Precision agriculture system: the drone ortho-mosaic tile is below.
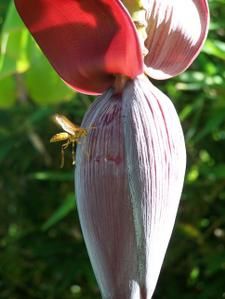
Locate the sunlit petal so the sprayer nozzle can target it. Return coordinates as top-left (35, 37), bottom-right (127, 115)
top-left (144, 0), bottom-right (209, 79)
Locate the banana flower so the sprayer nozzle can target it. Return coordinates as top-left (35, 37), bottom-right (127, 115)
top-left (15, 0), bottom-right (209, 298)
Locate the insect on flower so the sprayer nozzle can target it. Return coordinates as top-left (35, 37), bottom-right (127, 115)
top-left (15, 0), bottom-right (209, 297)
top-left (50, 114), bottom-right (88, 168)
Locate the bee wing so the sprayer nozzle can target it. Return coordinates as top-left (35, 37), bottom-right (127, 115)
top-left (50, 132), bottom-right (70, 143)
top-left (54, 114), bottom-right (80, 135)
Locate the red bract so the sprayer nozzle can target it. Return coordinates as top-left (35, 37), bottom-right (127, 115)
top-left (14, 0), bottom-right (209, 298)
top-left (14, 0), bottom-right (143, 95)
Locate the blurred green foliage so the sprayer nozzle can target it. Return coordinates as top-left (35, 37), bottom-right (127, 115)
top-left (0, 1), bottom-right (225, 298)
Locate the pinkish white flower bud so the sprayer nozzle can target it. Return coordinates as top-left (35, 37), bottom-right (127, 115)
top-left (75, 75), bottom-right (186, 299)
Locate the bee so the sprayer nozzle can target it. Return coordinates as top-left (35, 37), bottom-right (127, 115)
top-left (50, 114), bottom-right (88, 168)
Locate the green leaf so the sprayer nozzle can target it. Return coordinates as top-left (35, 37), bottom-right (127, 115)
top-left (194, 108), bottom-right (225, 142)
top-left (0, 2), bottom-right (29, 78)
top-left (0, 138), bottom-right (15, 162)
top-left (0, 29), bottom-right (30, 78)
top-left (42, 194), bottom-right (76, 231)
top-left (1, 1), bottom-right (24, 33)
top-left (24, 39), bottom-right (74, 105)
top-left (203, 39), bottom-right (225, 60)
top-left (0, 0), bottom-right (10, 31)
top-left (208, 164), bottom-right (225, 180)
top-left (0, 76), bottom-right (16, 108)
top-left (28, 171), bottom-right (73, 181)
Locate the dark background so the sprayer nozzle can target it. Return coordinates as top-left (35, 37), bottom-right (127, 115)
top-left (1, 1), bottom-right (225, 298)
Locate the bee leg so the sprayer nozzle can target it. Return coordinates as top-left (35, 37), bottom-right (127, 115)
top-left (72, 138), bottom-right (83, 165)
top-left (60, 140), bottom-right (70, 168)
top-left (72, 141), bottom-right (76, 165)
top-left (60, 145), bottom-right (65, 168)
